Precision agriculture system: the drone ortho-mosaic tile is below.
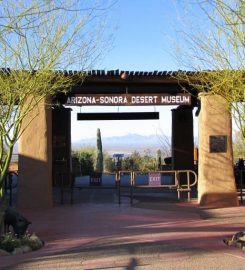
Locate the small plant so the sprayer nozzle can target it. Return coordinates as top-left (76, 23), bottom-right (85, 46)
top-left (21, 232), bottom-right (44, 251)
top-left (0, 232), bottom-right (21, 252)
top-left (0, 231), bottom-right (44, 253)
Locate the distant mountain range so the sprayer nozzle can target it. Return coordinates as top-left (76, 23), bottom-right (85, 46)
top-left (12, 133), bottom-right (170, 157)
top-left (72, 133), bottom-right (166, 155)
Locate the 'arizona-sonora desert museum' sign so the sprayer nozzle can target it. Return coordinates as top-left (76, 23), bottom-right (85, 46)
top-left (65, 93), bottom-right (191, 106)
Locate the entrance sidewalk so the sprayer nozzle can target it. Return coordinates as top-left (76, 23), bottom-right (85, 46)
top-left (1, 192), bottom-right (245, 269)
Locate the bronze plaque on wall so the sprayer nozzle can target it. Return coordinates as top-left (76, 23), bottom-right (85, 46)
top-left (210, 135), bottom-right (227, 153)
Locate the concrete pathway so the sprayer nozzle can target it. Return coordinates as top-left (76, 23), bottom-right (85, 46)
top-left (1, 189), bottom-right (245, 269)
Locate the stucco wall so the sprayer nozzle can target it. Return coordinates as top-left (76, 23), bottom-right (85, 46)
top-left (18, 99), bottom-right (52, 209)
top-left (198, 93), bottom-right (238, 207)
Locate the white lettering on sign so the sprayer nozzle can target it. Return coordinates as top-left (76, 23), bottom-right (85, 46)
top-left (161, 95), bottom-right (190, 104)
top-left (66, 96), bottom-right (97, 104)
top-left (65, 94), bottom-right (191, 106)
top-left (149, 172), bottom-right (161, 186)
top-left (131, 96), bottom-right (158, 104)
top-left (100, 96), bottom-right (128, 104)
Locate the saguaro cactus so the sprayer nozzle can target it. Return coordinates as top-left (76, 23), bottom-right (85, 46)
top-left (95, 128), bottom-right (103, 173)
top-left (156, 149), bottom-right (162, 170)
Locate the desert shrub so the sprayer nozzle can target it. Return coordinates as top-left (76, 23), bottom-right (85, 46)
top-left (21, 233), bottom-right (43, 251)
top-left (72, 146), bottom-right (96, 175)
top-left (0, 232), bottom-right (21, 252)
top-left (0, 232), bottom-right (44, 252)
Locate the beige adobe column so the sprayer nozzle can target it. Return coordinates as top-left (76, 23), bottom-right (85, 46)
top-left (198, 93), bottom-right (238, 207)
top-left (18, 99), bottom-right (52, 209)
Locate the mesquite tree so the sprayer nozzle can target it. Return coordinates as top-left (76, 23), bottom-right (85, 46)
top-left (95, 128), bottom-right (103, 173)
top-left (0, 0), bottom-right (111, 196)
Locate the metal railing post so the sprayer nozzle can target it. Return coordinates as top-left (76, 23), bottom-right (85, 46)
top-left (130, 171), bottom-right (134, 205)
top-left (176, 171), bottom-right (180, 201)
top-left (118, 172), bottom-right (121, 205)
top-left (187, 171), bottom-right (190, 202)
top-left (9, 173), bottom-right (13, 206)
top-left (240, 170), bottom-right (243, 204)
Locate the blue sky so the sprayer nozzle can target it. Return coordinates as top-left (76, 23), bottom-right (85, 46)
top-left (70, 0), bottom-right (199, 142)
top-left (98, 0), bottom-right (180, 71)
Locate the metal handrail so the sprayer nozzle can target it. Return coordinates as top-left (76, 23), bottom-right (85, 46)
top-left (236, 169), bottom-right (245, 204)
top-left (117, 170), bottom-right (136, 184)
top-left (117, 171), bottom-right (135, 204)
top-left (176, 170), bottom-right (198, 187)
top-left (117, 169), bottom-right (198, 204)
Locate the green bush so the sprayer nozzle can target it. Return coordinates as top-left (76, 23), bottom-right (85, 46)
top-left (0, 232), bottom-right (44, 253)
top-left (72, 146), bottom-right (96, 175)
top-left (0, 232), bottom-right (21, 252)
top-left (122, 150), bottom-right (155, 173)
top-left (104, 152), bottom-right (117, 173)
top-left (21, 233), bottom-right (43, 251)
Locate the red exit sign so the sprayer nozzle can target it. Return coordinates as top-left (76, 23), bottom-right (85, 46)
top-left (149, 172), bottom-right (161, 186)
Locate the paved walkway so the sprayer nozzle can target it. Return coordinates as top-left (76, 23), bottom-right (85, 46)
top-left (1, 189), bottom-right (245, 269)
